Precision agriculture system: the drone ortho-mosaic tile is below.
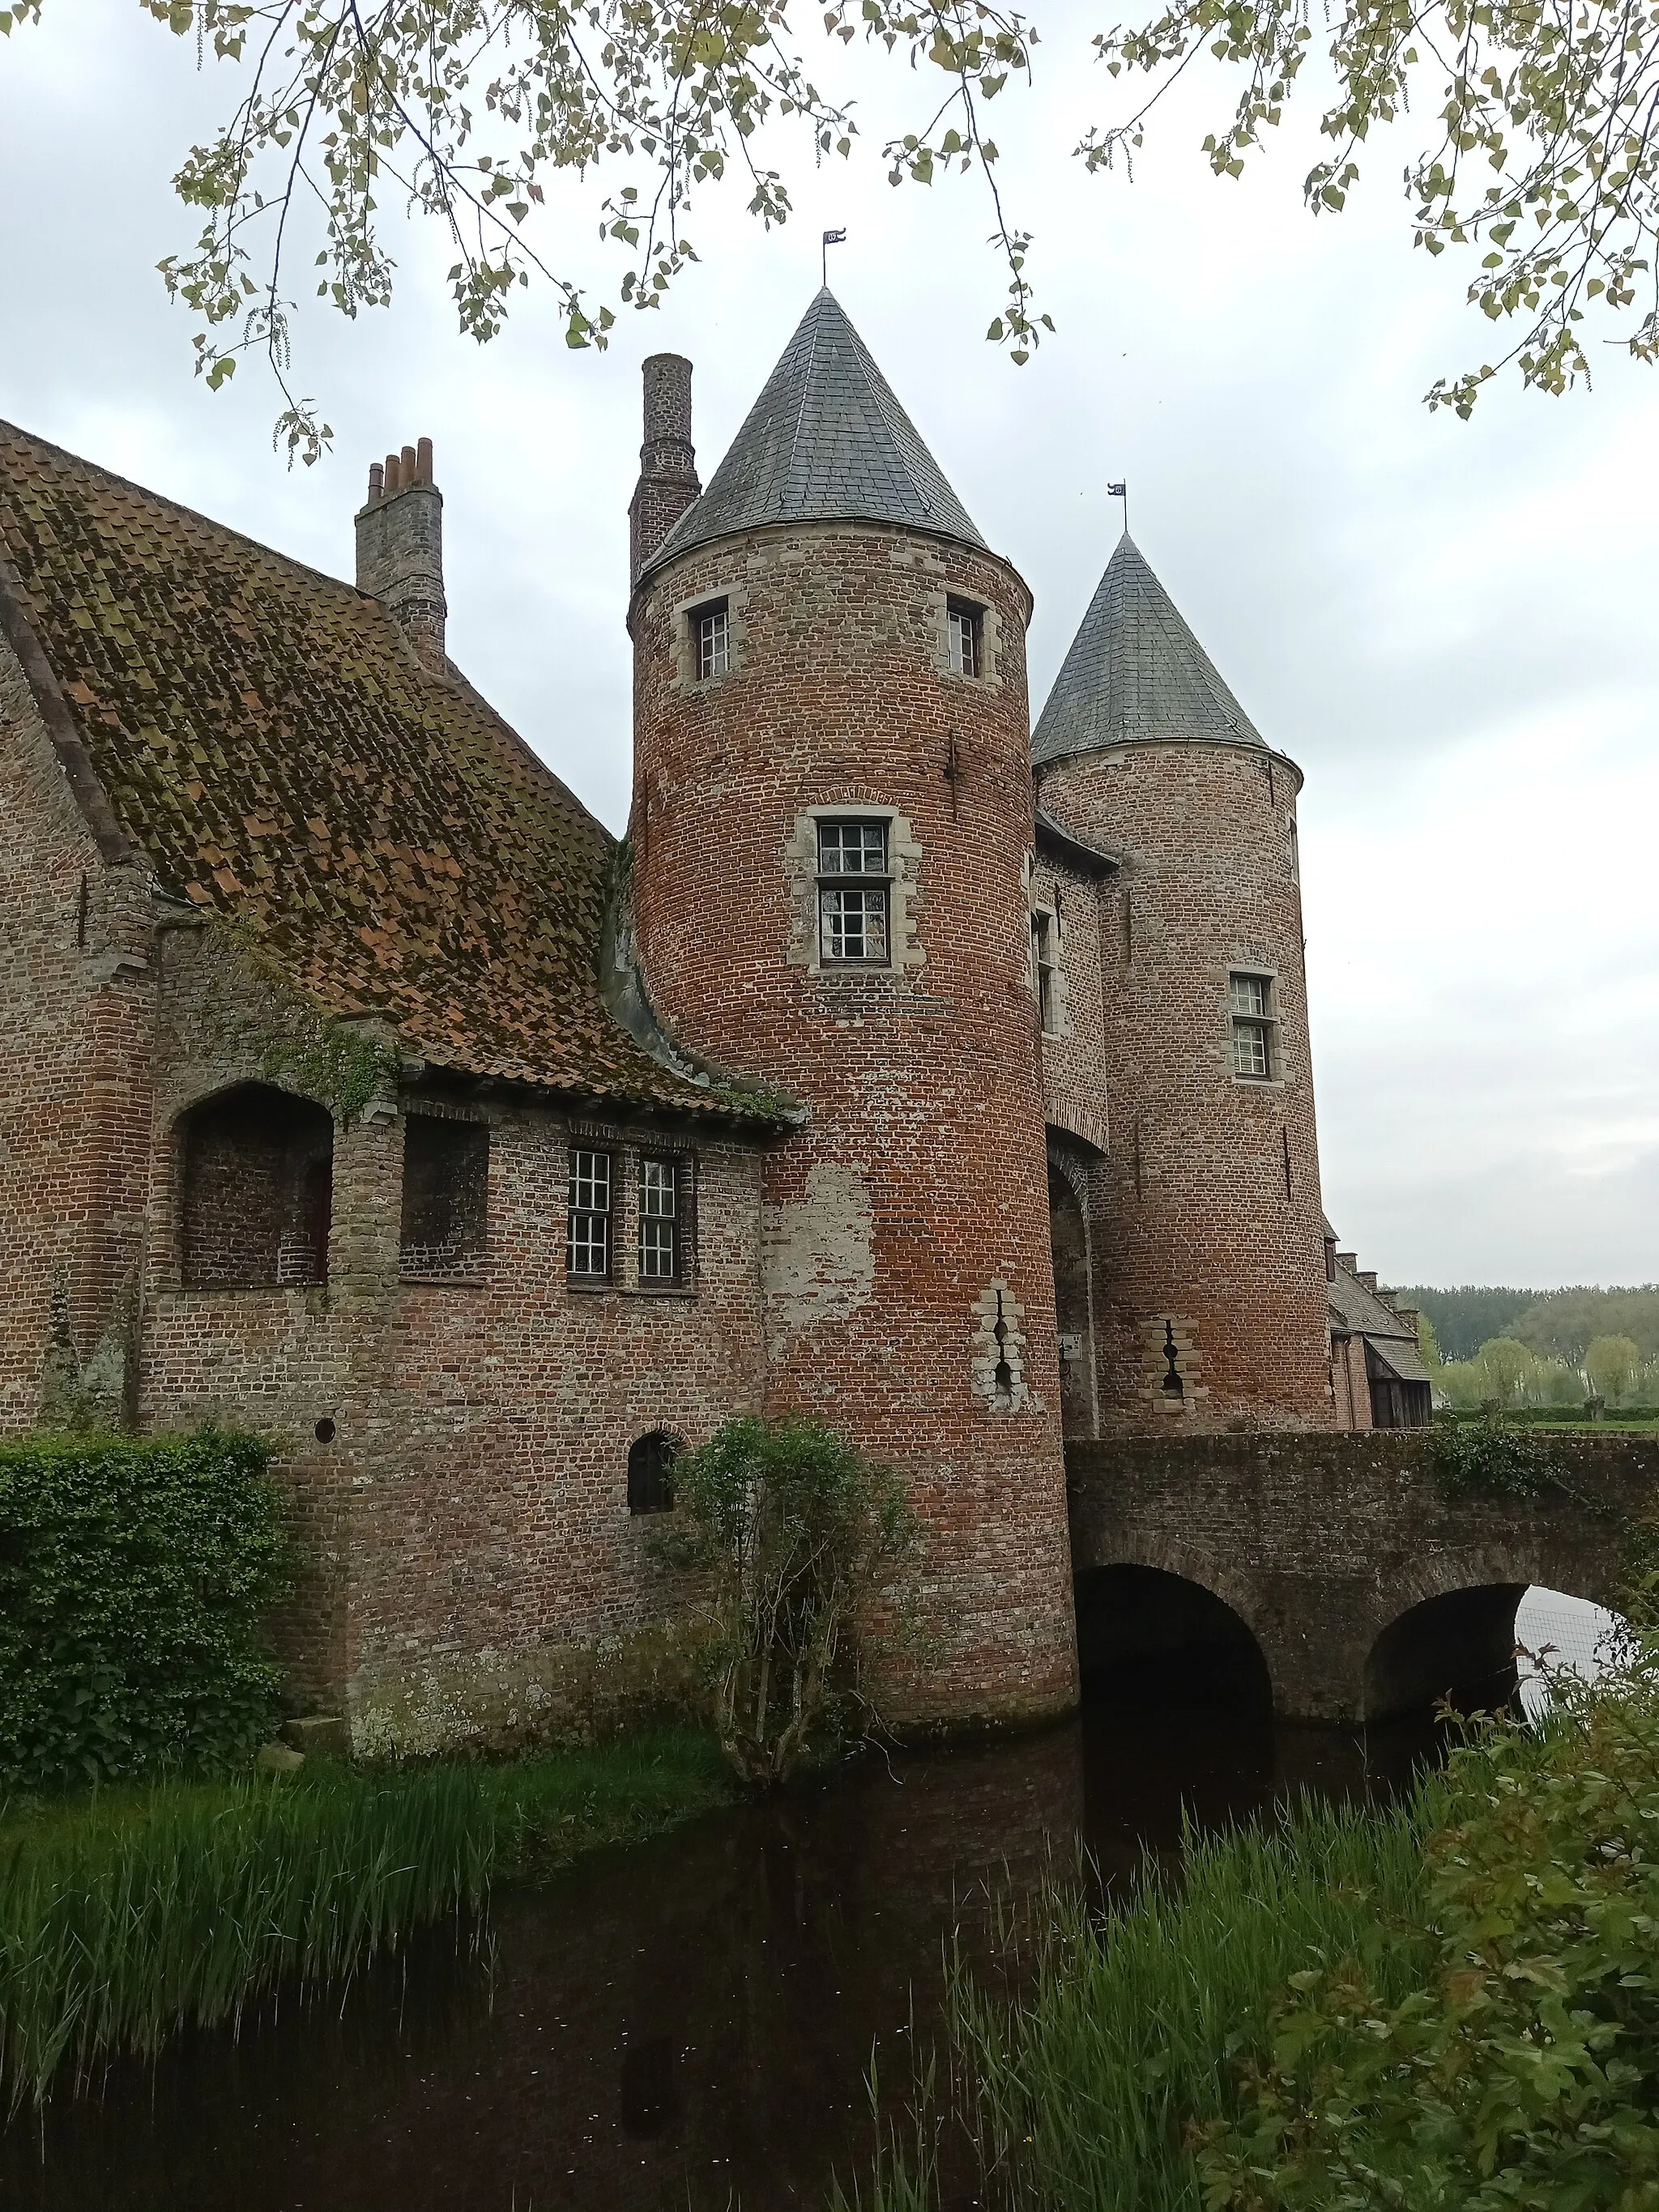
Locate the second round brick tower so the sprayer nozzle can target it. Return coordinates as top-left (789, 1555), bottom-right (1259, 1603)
top-left (626, 292), bottom-right (1078, 1728)
top-left (1034, 535), bottom-right (1336, 1431)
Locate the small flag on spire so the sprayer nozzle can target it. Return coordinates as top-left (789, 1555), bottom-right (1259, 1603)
top-left (1107, 480), bottom-right (1128, 534)
top-left (821, 228), bottom-right (847, 285)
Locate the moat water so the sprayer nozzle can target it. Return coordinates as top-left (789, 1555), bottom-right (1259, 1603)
top-left (1, 1680), bottom-right (1451, 2212)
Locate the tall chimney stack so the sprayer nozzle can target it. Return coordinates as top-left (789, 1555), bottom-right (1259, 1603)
top-left (629, 355), bottom-right (701, 582)
top-left (355, 435), bottom-right (446, 670)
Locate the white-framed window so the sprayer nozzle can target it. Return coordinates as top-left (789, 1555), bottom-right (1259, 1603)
top-left (693, 599), bottom-right (730, 680)
top-left (638, 1156), bottom-right (680, 1283)
top-left (817, 818), bottom-right (891, 965)
top-left (566, 1147), bottom-right (612, 1278)
top-left (1229, 972), bottom-right (1276, 1080)
top-left (947, 597), bottom-right (983, 678)
top-left (1032, 909), bottom-right (1059, 1035)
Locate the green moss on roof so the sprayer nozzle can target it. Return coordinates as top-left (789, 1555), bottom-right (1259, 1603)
top-left (0, 420), bottom-right (753, 1119)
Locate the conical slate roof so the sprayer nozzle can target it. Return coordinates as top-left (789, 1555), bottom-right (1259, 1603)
top-left (647, 288), bottom-right (987, 570)
top-left (1031, 534), bottom-right (1263, 766)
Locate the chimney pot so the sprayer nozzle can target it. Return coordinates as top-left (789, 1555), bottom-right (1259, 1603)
top-left (356, 436), bottom-right (446, 670)
top-left (629, 352), bottom-right (701, 583)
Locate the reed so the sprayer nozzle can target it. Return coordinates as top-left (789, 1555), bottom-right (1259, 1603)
top-left (0, 1728), bottom-right (728, 2109)
top-left (851, 1784), bottom-right (1444, 2212)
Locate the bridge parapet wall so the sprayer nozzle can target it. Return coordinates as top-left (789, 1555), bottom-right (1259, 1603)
top-left (1067, 1430), bottom-right (1659, 1721)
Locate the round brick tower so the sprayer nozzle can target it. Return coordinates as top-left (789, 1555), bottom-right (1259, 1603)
top-left (626, 292), bottom-right (1078, 1728)
top-left (1033, 535), bottom-right (1334, 1432)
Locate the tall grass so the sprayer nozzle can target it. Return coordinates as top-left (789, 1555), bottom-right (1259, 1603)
top-left (846, 1784), bottom-right (1444, 2212)
top-left (0, 1728), bottom-right (729, 2109)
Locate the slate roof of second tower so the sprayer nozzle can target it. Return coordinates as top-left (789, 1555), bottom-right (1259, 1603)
top-left (1032, 533), bottom-right (1265, 766)
top-left (646, 288), bottom-right (988, 569)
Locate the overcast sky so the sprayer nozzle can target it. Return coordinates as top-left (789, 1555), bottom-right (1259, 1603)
top-left (2, 3), bottom-right (1655, 1290)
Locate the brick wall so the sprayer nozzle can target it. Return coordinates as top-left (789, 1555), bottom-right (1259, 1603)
top-left (629, 519), bottom-right (1079, 1728)
top-left (1038, 743), bottom-right (1333, 1434)
top-left (0, 630), bottom-right (154, 1431)
top-left (128, 919), bottom-right (772, 1741)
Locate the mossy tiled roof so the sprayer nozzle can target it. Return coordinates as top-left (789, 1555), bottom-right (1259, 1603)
top-left (0, 418), bottom-right (731, 1116)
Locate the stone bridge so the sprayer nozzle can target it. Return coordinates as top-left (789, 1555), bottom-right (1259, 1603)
top-left (1066, 1430), bottom-right (1659, 1723)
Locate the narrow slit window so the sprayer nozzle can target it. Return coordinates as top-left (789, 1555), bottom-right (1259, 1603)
top-left (1032, 910), bottom-right (1059, 1034)
top-left (817, 817), bottom-right (891, 965)
top-left (693, 599), bottom-right (730, 680)
top-left (567, 1147), bottom-right (613, 1279)
top-left (1229, 972), bottom-right (1275, 1080)
top-left (947, 599), bottom-right (983, 677)
top-left (638, 1156), bottom-right (681, 1283)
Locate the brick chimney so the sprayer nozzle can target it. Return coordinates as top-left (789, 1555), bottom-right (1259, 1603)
top-left (355, 437), bottom-right (446, 670)
top-left (629, 355), bottom-right (700, 582)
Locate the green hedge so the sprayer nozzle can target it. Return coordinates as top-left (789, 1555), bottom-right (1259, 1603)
top-left (0, 1429), bottom-right (288, 1792)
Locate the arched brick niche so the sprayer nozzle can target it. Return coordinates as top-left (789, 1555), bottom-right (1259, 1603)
top-left (177, 1084), bottom-right (333, 1289)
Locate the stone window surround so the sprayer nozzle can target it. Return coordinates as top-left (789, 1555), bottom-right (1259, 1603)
top-left (1224, 961), bottom-right (1287, 1089)
top-left (785, 803), bottom-right (925, 977)
top-left (930, 585), bottom-right (1004, 690)
top-left (565, 1123), bottom-right (699, 1298)
top-left (970, 1278), bottom-right (1038, 1414)
top-left (671, 580), bottom-right (749, 693)
top-left (1025, 862), bottom-right (1073, 1041)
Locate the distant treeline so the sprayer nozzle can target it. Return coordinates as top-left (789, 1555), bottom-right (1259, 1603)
top-left (1398, 1285), bottom-right (1659, 1366)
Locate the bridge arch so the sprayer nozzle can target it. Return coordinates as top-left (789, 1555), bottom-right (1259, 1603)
top-left (1074, 1559), bottom-right (1273, 1711)
top-left (1362, 1553), bottom-right (1627, 1723)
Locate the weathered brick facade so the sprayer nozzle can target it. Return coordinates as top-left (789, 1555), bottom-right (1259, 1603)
top-left (629, 515), bottom-right (1077, 1725)
top-left (0, 291), bottom-right (1365, 1748)
top-left (1035, 740), bottom-right (1333, 1433)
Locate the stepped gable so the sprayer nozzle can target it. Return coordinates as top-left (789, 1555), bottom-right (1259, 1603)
top-left (645, 287), bottom-right (987, 572)
top-left (1032, 532), bottom-right (1263, 766)
top-left (0, 417), bottom-right (737, 1115)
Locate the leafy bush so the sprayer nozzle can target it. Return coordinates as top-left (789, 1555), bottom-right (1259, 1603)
top-left (1430, 1414), bottom-right (1555, 1498)
top-left (649, 1415), bottom-right (920, 1786)
top-left (1196, 1644), bottom-right (1659, 2208)
top-left (0, 1427), bottom-right (289, 1792)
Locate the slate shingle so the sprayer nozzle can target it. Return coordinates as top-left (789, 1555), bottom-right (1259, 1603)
top-left (646, 288), bottom-right (986, 569)
top-left (0, 419), bottom-right (745, 1117)
top-left (1032, 534), bottom-right (1264, 765)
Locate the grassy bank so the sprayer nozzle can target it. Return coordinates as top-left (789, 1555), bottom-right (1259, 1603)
top-left (0, 1728), bottom-right (731, 2111)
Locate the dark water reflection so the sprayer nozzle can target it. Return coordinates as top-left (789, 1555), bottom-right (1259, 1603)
top-left (2, 1694), bottom-right (1445, 2212)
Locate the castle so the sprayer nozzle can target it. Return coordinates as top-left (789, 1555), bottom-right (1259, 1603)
top-left (0, 288), bottom-right (1424, 1750)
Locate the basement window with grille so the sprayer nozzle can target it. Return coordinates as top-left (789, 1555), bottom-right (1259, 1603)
top-left (1229, 971), bottom-right (1277, 1080)
top-left (628, 1430), bottom-right (680, 1515)
top-left (691, 598), bottom-right (731, 680)
top-left (947, 597), bottom-right (983, 677)
top-left (567, 1146), bottom-right (613, 1281)
top-left (817, 817), bottom-right (891, 965)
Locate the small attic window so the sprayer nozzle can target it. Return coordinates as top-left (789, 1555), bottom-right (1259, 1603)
top-left (947, 598), bottom-right (983, 678)
top-left (691, 599), bottom-right (730, 680)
